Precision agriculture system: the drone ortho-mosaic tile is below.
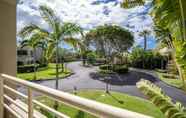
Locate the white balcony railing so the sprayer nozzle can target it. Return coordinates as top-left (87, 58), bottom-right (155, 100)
top-left (0, 74), bottom-right (152, 118)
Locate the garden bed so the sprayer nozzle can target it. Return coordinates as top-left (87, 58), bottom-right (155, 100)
top-left (17, 63), bottom-right (72, 81)
top-left (99, 64), bottom-right (128, 74)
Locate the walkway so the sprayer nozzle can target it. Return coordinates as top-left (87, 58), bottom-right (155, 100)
top-left (21, 61), bottom-right (186, 106)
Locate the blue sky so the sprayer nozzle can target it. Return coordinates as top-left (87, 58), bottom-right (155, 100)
top-left (17, 0), bottom-right (156, 49)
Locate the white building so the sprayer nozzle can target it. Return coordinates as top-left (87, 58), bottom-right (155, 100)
top-left (17, 46), bottom-right (43, 65)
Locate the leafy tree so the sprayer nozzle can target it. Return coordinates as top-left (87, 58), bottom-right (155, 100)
top-left (86, 25), bottom-right (134, 62)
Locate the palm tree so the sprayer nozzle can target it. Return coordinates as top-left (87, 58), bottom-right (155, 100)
top-left (19, 5), bottom-right (82, 111)
top-left (154, 25), bottom-right (173, 49)
top-left (19, 5), bottom-right (82, 89)
top-left (122, 0), bottom-right (186, 88)
top-left (20, 33), bottom-right (46, 80)
top-left (139, 30), bottom-right (151, 51)
top-left (151, 0), bottom-right (186, 87)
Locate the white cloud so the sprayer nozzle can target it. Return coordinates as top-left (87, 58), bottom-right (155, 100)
top-left (17, 0), bottom-right (155, 48)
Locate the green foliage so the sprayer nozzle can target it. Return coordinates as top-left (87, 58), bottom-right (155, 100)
top-left (17, 64), bottom-right (39, 73)
top-left (99, 69), bottom-right (115, 74)
top-left (121, 0), bottom-right (145, 9)
top-left (17, 63), bottom-right (71, 80)
top-left (113, 65), bottom-right (128, 73)
top-left (99, 65), bottom-right (113, 70)
top-left (130, 47), bottom-right (167, 69)
top-left (99, 64), bottom-right (128, 74)
top-left (87, 52), bottom-right (97, 64)
top-left (86, 25), bottom-right (134, 58)
top-left (174, 40), bottom-right (186, 73)
top-left (137, 79), bottom-right (186, 118)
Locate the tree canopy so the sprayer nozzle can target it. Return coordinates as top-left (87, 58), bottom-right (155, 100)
top-left (85, 25), bottom-right (134, 57)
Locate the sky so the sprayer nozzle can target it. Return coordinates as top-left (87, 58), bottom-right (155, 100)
top-left (17, 0), bottom-right (156, 49)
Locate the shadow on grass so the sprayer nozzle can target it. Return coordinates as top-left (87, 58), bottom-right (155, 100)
top-left (90, 70), bottom-right (159, 86)
top-left (108, 93), bottom-right (124, 104)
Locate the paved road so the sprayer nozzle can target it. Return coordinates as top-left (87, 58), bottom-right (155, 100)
top-left (22, 61), bottom-right (186, 106)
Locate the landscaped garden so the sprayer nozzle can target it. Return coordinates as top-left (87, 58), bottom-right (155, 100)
top-left (17, 63), bottom-right (71, 81)
top-left (16, 0), bottom-right (186, 117)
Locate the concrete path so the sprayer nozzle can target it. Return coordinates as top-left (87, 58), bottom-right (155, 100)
top-left (21, 61), bottom-right (186, 106)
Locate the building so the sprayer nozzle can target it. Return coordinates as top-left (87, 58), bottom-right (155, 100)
top-left (17, 46), bottom-right (43, 65)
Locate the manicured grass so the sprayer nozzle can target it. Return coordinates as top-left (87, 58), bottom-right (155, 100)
top-left (17, 63), bottom-right (71, 81)
top-left (37, 90), bottom-right (165, 118)
top-left (156, 71), bottom-right (186, 91)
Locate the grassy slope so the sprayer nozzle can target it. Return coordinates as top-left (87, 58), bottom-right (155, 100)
top-left (17, 63), bottom-right (71, 80)
top-left (37, 90), bottom-right (164, 118)
top-left (156, 71), bottom-right (186, 91)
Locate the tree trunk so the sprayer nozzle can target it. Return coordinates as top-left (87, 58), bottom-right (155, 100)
top-left (172, 51), bottom-right (186, 88)
top-left (54, 40), bottom-right (59, 112)
top-left (33, 48), bottom-right (37, 80)
top-left (179, 0), bottom-right (186, 41)
top-left (168, 33), bottom-right (186, 88)
top-left (144, 35), bottom-right (147, 51)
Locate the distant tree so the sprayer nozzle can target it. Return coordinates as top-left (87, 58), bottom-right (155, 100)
top-left (86, 25), bottom-right (134, 61)
top-left (139, 30), bottom-right (151, 51)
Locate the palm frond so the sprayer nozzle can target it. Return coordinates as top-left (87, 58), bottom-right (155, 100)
top-left (61, 23), bottom-right (82, 37)
top-left (19, 24), bottom-right (49, 38)
top-left (39, 5), bottom-right (58, 30)
top-left (121, 0), bottom-right (145, 9)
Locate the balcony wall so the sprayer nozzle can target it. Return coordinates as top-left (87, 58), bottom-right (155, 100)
top-left (0, 0), bottom-right (16, 76)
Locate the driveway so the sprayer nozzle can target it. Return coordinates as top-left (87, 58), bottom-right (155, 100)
top-left (22, 61), bottom-right (186, 106)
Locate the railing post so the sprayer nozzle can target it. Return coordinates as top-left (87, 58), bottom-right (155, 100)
top-left (0, 76), bottom-right (4, 118)
top-left (28, 88), bottom-right (33, 118)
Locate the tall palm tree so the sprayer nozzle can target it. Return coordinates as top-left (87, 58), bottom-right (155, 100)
top-left (19, 5), bottom-right (82, 89)
top-left (19, 5), bottom-right (82, 111)
top-left (20, 33), bottom-right (46, 80)
top-left (139, 30), bottom-right (151, 51)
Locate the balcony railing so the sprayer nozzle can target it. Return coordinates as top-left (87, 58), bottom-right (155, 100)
top-left (0, 74), bottom-right (152, 118)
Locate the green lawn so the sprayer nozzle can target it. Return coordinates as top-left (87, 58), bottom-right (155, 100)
top-left (37, 90), bottom-right (165, 118)
top-left (156, 71), bottom-right (186, 91)
top-left (17, 63), bottom-right (71, 81)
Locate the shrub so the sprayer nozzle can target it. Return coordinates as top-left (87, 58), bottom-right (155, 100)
top-left (113, 65), bottom-right (128, 73)
top-left (99, 65), bottom-right (112, 70)
top-left (99, 69), bottom-right (115, 74)
top-left (99, 64), bottom-right (128, 74)
top-left (93, 58), bottom-right (106, 66)
top-left (87, 52), bottom-right (97, 64)
top-left (17, 64), bottom-right (39, 73)
top-left (130, 47), bottom-right (167, 69)
top-left (137, 79), bottom-right (186, 118)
